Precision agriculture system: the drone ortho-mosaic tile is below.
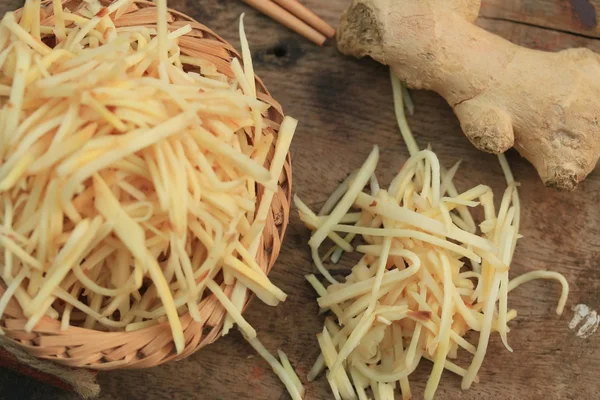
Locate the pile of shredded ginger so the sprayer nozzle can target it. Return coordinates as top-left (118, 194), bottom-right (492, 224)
top-left (297, 72), bottom-right (569, 400)
top-left (0, 0), bottom-right (306, 395)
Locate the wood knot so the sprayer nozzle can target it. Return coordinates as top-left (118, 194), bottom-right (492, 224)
top-left (571, 0), bottom-right (598, 28)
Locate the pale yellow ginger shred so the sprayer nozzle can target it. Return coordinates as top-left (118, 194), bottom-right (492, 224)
top-left (300, 71), bottom-right (569, 400)
top-left (0, 1), bottom-right (303, 398)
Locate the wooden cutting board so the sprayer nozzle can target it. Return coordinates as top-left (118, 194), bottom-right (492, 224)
top-left (1, 0), bottom-right (600, 399)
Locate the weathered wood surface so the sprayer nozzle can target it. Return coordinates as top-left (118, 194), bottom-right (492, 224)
top-left (1, 0), bottom-right (600, 399)
top-left (479, 0), bottom-right (600, 38)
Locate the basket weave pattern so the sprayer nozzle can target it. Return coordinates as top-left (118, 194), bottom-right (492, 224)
top-left (0, 0), bottom-right (292, 370)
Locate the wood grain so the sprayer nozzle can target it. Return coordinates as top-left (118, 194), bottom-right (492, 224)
top-left (1, 0), bottom-right (600, 399)
top-left (480, 0), bottom-right (600, 38)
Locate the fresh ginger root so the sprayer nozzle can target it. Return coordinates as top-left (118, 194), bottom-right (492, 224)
top-left (337, 0), bottom-right (600, 190)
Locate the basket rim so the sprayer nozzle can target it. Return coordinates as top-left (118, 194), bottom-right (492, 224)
top-left (0, 0), bottom-right (293, 370)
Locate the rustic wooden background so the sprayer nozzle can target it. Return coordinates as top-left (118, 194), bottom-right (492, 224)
top-left (1, 0), bottom-right (600, 399)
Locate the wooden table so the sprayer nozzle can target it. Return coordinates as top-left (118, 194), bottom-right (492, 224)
top-left (1, 0), bottom-right (600, 399)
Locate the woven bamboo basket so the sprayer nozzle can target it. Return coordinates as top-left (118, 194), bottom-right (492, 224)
top-left (0, 0), bottom-right (292, 370)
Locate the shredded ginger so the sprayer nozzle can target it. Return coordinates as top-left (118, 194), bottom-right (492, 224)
top-left (0, 0), bottom-right (304, 397)
top-left (298, 71), bottom-right (569, 400)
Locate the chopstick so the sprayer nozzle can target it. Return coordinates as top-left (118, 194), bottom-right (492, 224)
top-left (272, 0), bottom-right (335, 38)
top-left (241, 0), bottom-right (334, 46)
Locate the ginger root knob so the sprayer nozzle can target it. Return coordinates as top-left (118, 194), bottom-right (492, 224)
top-left (338, 0), bottom-right (600, 190)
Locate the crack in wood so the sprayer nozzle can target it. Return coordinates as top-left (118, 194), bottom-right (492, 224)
top-left (479, 15), bottom-right (600, 41)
